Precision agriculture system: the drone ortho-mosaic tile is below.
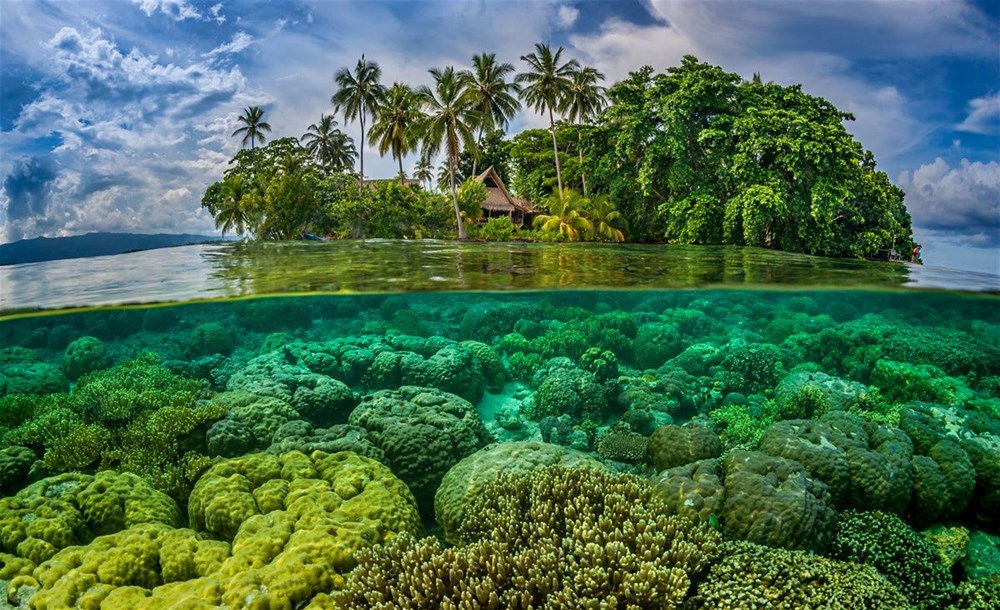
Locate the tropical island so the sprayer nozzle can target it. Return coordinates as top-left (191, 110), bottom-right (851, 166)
top-left (201, 46), bottom-right (918, 262)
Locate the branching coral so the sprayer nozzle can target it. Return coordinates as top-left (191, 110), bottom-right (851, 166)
top-left (340, 466), bottom-right (722, 608)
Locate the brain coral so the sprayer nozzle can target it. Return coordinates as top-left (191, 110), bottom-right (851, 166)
top-left (722, 450), bottom-right (838, 553)
top-left (434, 441), bottom-right (605, 544)
top-left (757, 412), bottom-right (914, 514)
top-left (686, 541), bottom-right (909, 610)
top-left (652, 458), bottom-right (726, 527)
top-left (0, 471), bottom-right (181, 568)
top-left (649, 424), bottom-right (723, 471)
top-left (340, 466), bottom-right (722, 609)
top-left (8, 450), bottom-right (421, 610)
top-left (348, 386), bottom-right (493, 513)
top-left (185, 450), bottom-right (421, 607)
top-left (655, 450), bottom-right (837, 553)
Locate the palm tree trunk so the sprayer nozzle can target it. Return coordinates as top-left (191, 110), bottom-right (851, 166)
top-left (548, 106), bottom-right (563, 193)
top-left (577, 129), bottom-right (587, 197)
top-left (398, 155), bottom-right (404, 183)
top-left (359, 116), bottom-right (366, 188)
top-left (450, 154), bottom-right (467, 240)
top-left (472, 126), bottom-right (483, 177)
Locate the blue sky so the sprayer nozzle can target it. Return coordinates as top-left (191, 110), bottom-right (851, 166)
top-left (1, 0), bottom-right (997, 274)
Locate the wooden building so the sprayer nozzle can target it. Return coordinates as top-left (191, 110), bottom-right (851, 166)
top-left (475, 166), bottom-right (535, 227)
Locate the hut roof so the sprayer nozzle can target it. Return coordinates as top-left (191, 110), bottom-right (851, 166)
top-left (475, 166), bottom-right (534, 213)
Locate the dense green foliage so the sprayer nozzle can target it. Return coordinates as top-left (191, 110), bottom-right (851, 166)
top-left (583, 58), bottom-right (915, 255)
top-left (204, 51), bottom-right (916, 256)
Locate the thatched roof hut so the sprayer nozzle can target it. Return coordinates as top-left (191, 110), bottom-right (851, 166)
top-left (475, 166), bottom-right (534, 227)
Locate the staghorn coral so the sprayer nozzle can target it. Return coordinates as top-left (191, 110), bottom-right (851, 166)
top-left (685, 541), bottom-right (909, 610)
top-left (340, 466), bottom-right (722, 609)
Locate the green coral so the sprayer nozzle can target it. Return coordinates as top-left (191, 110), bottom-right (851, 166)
top-left (61, 336), bottom-right (110, 381)
top-left (342, 467), bottom-right (722, 608)
top-left (829, 510), bottom-right (954, 610)
top-left (434, 441), bottom-right (605, 544)
top-left (708, 400), bottom-right (777, 449)
top-left (687, 541), bottom-right (909, 609)
top-left (185, 322), bottom-right (236, 358)
top-left (0, 471), bottom-right (181, 568)
top-left (528, 365), bottom-right (608, 421)
top-left (74, 352), bottom-right (209, 425)
top-left (722, 342), bottom-right (786, 394)
top-left (347, 386), bottom-right (493, 514)
top-left (870, 359), bottom-right (975, 405)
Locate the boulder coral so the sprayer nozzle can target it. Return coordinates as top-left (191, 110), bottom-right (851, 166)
top-left (0, 471), bottom-right (181, 568)
top-left (648, 424), bottom-right (722, 471)
top-left (9, 450), bottom-right (422, 609)
top-left (654, 450), bottom-right (838, 553)
top-left (348, 386), bottom-right (493, 513)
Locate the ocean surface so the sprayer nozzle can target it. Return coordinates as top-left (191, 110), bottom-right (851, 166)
top-left (1, 240), bottom-right (998, 608)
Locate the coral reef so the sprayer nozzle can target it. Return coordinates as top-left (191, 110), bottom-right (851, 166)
top-left (434, 441), bottom-right (605, 544)
top-left (348, 386), bottom-right (492, 513)
top-left (829, 510), bottom-right (954, 610)
top-left (339, 467), bottom-right (722, 608)
top-left (686, 541), bottom-right (910, 609)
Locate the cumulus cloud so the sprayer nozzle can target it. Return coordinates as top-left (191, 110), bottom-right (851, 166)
top-left (1, 25), bottom-right (257, 242)
top-left (132, 0), bottom-right (202, 21)
top-left (897, 158), bottom-right (1000, 248)
top-left (557, 5), bottom-right (580, 29)
top-left (956, 92), bottom-right (1000, 135)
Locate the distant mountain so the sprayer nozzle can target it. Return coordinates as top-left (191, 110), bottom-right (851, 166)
top-left (0, 232), bottom-right (226, 266)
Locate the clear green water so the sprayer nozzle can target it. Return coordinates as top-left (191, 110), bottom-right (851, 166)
top-left (1, 242), bottom-right (998, 607)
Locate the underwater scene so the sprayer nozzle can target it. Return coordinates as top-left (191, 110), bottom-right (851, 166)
top-left (1, 249), bottom-right (1000, 608)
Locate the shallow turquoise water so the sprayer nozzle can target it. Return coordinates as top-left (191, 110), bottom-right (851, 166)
top-left (1, 242), bottom-right (998, 607)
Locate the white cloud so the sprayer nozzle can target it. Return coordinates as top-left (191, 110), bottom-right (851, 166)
top-left (1, 25), bottom-right (259, 242)
top-left (557, 5), bottom-right (580, 29)
top-left (132, 0), bottom-right (202, 21)
top-left (957, 92), bottom-right (1000, 135)
top-left (210, 3), bottom-right (225, 24)
top-left (205, 32), bottom-right (256, 58)
top-left (897, 158), bottom-right (1000, 248)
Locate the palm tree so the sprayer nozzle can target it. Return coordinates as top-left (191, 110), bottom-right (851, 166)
top-left (232, 105), bottom-right (272, 149)
top-left (418, 66), bottom-right (481, 240)
top-left (516, 43), bottom-right (579, 193)
top-left (459, 52), bottom-right (521, 176)
top-left (413, 156), bottom-right (433, 190)
top-left (215, 175), bottom-right (252, 237)
top-left (332, 54), bottom-right (386, 186)
top-left (564, 66), bottom-right (607, 197)
top-left (533, 188), bottom-right (593, 241)
top-left (368, 83), bottom-right (423, 181)
top-left (587, 194), bottom-right (627, 242)
top-left (301, 114), bottom-right (358, 172)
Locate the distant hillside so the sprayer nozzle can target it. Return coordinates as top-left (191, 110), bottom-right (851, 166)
top-left (0, 232), bottom-right (225, 266)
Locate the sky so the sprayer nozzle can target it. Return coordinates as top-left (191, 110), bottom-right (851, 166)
top-left (0, 0), bottom-right (998, 274)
